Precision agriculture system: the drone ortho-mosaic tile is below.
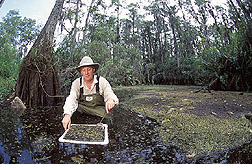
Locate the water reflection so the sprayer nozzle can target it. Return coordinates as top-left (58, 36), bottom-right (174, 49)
top-left (0, 107), bottom-right (34, 163)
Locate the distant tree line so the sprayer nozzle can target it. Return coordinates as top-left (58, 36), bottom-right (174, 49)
top-left (55, 0), bottom-right (252, 93)
top-left (0, 0), bottom-right (251, 101)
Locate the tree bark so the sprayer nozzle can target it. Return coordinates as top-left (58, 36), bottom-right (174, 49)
top-left (15, 0), bottom-right (65, 107)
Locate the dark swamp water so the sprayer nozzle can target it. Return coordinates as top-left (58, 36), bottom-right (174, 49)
top-left (0, 105), bottom-right (183, 164)
top-left (0, 103), bottom-right (252, 163)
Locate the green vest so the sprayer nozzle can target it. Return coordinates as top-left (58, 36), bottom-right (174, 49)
top-left (77, 76), bottom-right (106, 118)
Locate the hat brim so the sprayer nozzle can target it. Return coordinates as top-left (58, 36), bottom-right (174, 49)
top-left (76, 63), bottom-right (100, 73)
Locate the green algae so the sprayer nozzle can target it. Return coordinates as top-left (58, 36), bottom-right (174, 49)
top-left (158, 113), bottom-right (252, 155)
top-left (117, 85), bottom-right (252, 156)
top-left (64, 125), bottom-right (105, 142)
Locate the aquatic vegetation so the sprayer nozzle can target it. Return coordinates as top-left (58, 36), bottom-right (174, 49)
top-left (64, 124), bottom-right (105, 142)
top-left (122, 85), bottom-right (252, 156)
top-left (157, 112), bottom-right (252, 155)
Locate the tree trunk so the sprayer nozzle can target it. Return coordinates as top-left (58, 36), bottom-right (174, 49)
top-left (81, 0), bottom-right (96, 46)
top-left (15, 0), bottom-right (65, 107)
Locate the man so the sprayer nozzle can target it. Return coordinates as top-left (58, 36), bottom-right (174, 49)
top-left (62, 56), bottom-right (119, 131)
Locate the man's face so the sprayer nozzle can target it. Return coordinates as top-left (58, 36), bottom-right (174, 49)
top-left (80, 66), bottom-right (95, 82)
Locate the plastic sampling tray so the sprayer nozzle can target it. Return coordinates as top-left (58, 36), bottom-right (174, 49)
top-left (59, 124), bottom-right (109, 145)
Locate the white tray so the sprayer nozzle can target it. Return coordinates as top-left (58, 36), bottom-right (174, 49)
top-left (59, 124), bottom-right (109, 145)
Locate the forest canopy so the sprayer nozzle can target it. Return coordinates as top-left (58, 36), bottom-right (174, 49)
top-left (0, 0), bottom-right (251, 101)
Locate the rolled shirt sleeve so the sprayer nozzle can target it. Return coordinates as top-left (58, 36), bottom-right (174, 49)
top-left (99, 76), bottom-right (119, 105)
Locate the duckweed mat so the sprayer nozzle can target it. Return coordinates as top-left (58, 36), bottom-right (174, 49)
top-left (59, 124), bottom-right (109, 145)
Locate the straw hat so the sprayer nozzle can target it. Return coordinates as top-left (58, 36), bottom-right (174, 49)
top-left (76, 56), bottom-right (100, 72)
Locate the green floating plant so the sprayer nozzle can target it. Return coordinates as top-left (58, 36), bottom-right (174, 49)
top-left (64, 125), bottom-right (105, 142)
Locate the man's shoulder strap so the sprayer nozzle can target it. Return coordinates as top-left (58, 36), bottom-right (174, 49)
top-left (96, 75), bottom-right (100, 93)
top-left (80, 77), bottom-right (83, 95)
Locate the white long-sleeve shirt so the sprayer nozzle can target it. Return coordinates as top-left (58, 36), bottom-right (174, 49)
top-left (63, 75), bottom-right (119, 116)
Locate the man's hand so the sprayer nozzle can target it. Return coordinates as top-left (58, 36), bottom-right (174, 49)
top-left (105, 101), bottom-right (115, 113)
top-left (62, 114), bottom-right (71, 131)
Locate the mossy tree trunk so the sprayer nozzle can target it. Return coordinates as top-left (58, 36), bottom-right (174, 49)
top-left (15, 0), bottom-right (65, 107)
